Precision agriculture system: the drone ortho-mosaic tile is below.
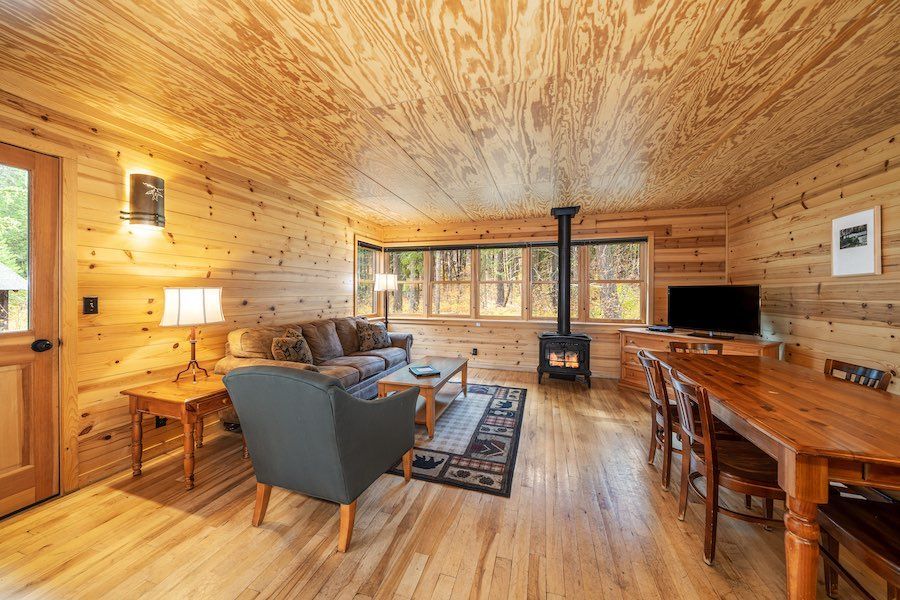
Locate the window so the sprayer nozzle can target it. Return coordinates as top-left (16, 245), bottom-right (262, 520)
top-left (357, 238), bottom-right (648, 323)
top-left (431, 248), bottom-right (471, 316)
top-left (530, 246), bottom-right (578, 320)
top-left (586, 241), bottom-right (644, 321)
top-left (478, 247), bottom-right (522, 317)
top-left (0, 163), bottom-right (29, 332)
top-left (355, 244), bottom-right (378, 316)
top-left (386, 250), bottom-right (425, 315)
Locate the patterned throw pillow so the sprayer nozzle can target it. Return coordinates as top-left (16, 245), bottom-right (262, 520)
top-left (271, 333), bottom-right (314, 364)
top-left (358, 321), bottom-right (391, 352)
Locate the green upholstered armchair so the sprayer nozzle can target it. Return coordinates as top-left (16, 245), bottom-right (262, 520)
top-left (223, 365), bottom-right (418, 552)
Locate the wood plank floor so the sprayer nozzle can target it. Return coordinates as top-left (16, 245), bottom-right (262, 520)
top-left (0, 370), bottom-right (879, 599)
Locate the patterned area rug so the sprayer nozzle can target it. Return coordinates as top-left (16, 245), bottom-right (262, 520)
top-left (389, 383), bottom-right (526, 497)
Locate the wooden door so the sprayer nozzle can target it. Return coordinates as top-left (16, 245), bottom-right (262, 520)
top-left (0, 142), bottom-right (59, 518)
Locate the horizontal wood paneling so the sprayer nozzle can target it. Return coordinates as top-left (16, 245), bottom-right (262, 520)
top-left (383, 208), bottom-right (727, 376)
top-left (0, 100), bottom-right (383, 487)
top-left (727, 126), bottom-right (899, 395)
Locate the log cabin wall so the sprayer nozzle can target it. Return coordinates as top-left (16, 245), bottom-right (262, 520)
top-left (380, 208), bottom-right (727, 376)
top-left (727, 126), bottom-right (898, 395)
top-left (0, 99), bottom-right (383, 487)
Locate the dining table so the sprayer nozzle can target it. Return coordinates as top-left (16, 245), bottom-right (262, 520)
top-left (647, 352), bottom-right (900, 600)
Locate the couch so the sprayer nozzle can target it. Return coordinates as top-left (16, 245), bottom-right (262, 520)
top-left (215, 316), bottom-right (413, 422)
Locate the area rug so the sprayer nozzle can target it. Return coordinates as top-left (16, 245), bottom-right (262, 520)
top-left (388, 383), bottom-right (526, 497)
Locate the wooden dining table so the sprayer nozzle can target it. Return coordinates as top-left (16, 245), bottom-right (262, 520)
top-left (648, 352), bottom-right (900, 600)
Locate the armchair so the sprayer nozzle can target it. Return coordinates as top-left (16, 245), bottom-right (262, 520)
top-left (223, 365), bottom-right (419, 552)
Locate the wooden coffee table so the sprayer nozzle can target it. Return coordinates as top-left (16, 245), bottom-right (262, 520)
top-left (377, 356), bottom-right (468, 438)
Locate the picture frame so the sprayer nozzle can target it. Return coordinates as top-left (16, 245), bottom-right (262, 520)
top-left (831, 207), bottom-right (881, 277)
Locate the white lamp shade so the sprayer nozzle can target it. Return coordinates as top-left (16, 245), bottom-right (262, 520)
top-left (374, 273), bottom-right (398, 292)
top-left (159, 287), bottom-right (225, 327)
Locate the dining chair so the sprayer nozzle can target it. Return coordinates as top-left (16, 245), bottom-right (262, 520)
top-left (819, 493), bottom-right (899, 600)
top-left (637, 350), bottom-right (679, 489)
top-left (669, 341), bottom-right (724, 355)
top-left (667, 367), bottom-right (784, 565)
top-left (824, 358), bottom-right (892, 391)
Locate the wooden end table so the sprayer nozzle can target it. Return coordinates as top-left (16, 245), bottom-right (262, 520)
top-left (377, 356), bottom-right (468, 439)
top-left (122, 374), bottom-right (246, 490)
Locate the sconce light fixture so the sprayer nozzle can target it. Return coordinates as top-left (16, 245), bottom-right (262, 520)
top-left (121, 173), bottom-right (165, 228)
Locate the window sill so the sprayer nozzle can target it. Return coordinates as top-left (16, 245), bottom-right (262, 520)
top-left (383, 316), bottom-right (649, 330)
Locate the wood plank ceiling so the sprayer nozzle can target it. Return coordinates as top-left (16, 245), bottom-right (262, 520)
top-left (0, 0), bottom-right (898, 225)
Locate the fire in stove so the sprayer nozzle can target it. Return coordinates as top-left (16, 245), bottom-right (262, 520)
top-left (548, 350), bottom-right (580, 369)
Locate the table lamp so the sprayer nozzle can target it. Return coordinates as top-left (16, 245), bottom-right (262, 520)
top-left (374, 273), bottom-right (398, 328)
top-left (159, 287), bottom-right (225, 382)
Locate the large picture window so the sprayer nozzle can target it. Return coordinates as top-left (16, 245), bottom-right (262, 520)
top-left (357, 239), bottom-right (647, 323)
top-left (530, 245), bottom-right (578, 320)
top-left (586, 241), bottom-right (644, 321)
top-left (478, 247), bottom-right (523, 317)
top-left (355, 244), bottom-right (378, 316)
top-left (431, 249), bottom-right (471, 316)
top-left (386, 249), bottom-right (425, 315)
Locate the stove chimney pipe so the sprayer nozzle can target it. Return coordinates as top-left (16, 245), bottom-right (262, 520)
top-left (550, 206), bottom-right (580, 336)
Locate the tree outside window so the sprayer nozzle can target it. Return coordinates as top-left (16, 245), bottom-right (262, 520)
top-left (587, 241), bottom-right (643, 321)
top-left (386, 250), bottom-right (425, 315)
top-left (431, 249), bottom-right (471, 315)
top-left (355, 246), bottom-right (377, 316)
top-left (530, 246), bottom-right (578, 320)
top-left (478, 247), bottom-right (522, 317)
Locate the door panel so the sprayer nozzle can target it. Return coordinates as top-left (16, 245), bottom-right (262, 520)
top-left (0, 142), bottom-right (59, 518)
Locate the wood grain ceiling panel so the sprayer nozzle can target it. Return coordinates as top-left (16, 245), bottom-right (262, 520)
top-left (0, 0), bottom-right (897, 225)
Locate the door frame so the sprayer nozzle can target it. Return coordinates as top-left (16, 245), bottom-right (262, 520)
top-left (0, 134), bottom-right (79, 496)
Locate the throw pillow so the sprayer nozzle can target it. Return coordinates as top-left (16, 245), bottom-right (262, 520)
top-left (271, 334), bottom-right (314, 364)
top-left (358, 321), bottom-right (391, 352)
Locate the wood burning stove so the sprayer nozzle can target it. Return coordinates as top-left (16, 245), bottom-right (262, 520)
top-left (538, 206), bottom-right (591, 387)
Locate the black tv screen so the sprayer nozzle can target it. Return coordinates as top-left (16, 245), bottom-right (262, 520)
top-left (667, 285), bottom-right (761, 335)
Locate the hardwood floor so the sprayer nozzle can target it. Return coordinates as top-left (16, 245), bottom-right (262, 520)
top-left (0, 370), bottom-right (878, 599)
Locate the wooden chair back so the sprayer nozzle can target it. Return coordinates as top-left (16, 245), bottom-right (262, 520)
top-left (669, 341), bottom-right (724, 355)
top-left (824, 358), bottom-right (892, 391)
top-left (667, 368), bottom-right (717, 467)
top-left (637, 350), bottom-right (668, 411)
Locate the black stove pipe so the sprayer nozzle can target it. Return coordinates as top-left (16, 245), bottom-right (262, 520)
top-left (550, 206), bottom-right (580, 336)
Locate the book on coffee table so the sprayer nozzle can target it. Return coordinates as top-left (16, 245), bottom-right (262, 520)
top-left (409, 365), bottom-right (440, 377)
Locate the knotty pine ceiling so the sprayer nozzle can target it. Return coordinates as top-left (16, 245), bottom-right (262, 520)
top-left (0, 0), bottom-right (898, 225)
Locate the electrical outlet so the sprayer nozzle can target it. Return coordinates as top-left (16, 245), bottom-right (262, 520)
top-left (83, 296), bottom-right (99, 314)
top-left (471, 348), bottom-right (478, 356)
top-left (155, 416), bottom-right (167, 428)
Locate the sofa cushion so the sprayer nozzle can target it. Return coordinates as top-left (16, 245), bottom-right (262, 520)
top-left (352, 347), bottom-right (407, 369)
top-left (316, 365), bottom-right (360, 388)
top-left (214, 354), bottom-right (319, 375)
top-left (227, 325), bottom-right (289, 359)
top-left (271, 335), bottom-right (314, 364)
top-left (300, 320), bottom-right (344, 364)
top-left (331, 317), bottom-right (367, 356)
top-left (358, 321), bottom-right (391, 352)
top-left (320, 355), bottom-right (385, 380)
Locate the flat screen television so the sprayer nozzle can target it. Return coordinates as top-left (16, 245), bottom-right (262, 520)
top-left (667, 285), bottom-right (761, 337)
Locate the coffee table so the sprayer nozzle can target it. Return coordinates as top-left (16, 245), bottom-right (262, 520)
top-left (377, 356), bottom-right (468, 438)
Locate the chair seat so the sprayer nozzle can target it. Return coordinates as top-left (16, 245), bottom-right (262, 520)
top-left (660, 404), bottom-right (738, 437)
top-left (692, 438), bottom-right (782, 492)
top-left (819, 495), bottom-right (900, 585)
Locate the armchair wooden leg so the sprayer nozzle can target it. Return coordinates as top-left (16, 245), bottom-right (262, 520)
top-left (402, 449), bottom-right (413, 482)
top-left (338, 501), bottom-right (357, 553)
top-left (252, 483), bottom-right (272, 527)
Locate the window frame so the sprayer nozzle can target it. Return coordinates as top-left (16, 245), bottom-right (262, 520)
top-left (582, 240), bottom-right (648, 324)
top-left (429, 247), bottom-right (473, 318)
top-left (361, 235), bottom-right (651, 325)
top-left (353, 238), bottom-right (382, 318)
top-left (384, 248), bottom-right (427, 316)
top-left (475, 246), bottom-right (525, 320)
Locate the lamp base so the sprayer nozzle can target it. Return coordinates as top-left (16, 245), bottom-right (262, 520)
top-left (174, 360), bottom-right (208, 383)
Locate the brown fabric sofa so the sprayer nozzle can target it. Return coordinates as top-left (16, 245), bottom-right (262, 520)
top-left (215, 316), bottom-right (413, 422)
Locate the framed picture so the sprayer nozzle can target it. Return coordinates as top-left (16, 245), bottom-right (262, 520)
top-left (831, 207), bottom-right (881, 277)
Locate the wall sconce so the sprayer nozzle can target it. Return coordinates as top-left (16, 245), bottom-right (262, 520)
top-left (121, 173), bottom-right (165, 228)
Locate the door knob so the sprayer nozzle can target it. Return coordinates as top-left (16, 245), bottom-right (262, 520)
top-left (31, 339), bottom-right (53, 352)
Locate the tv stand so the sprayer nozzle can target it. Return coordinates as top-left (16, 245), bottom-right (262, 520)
top-left (687, 331), bottom-right (735, 340)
